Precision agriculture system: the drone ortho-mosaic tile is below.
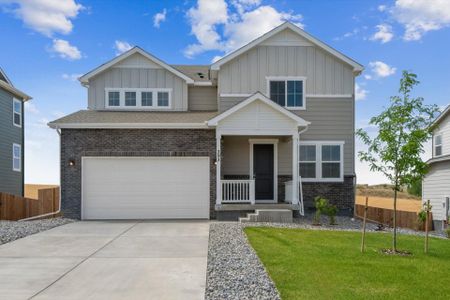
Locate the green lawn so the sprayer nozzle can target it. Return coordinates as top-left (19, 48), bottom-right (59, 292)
top-left (245, 228), bottom-right (450, 300)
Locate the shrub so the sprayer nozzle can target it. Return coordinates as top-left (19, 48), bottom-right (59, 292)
top-left (445, 227), bottom-right (450, 239)
top-left (325, 204), bottom-right (338, 225)
top-left (313, 196), bottom-right (329, 225)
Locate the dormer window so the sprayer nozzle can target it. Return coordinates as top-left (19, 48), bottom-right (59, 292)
top-left (435, 134), bottom-right (443, 156)
top-left (105, 88), bottom-right (171, 109)
top-left (267, 77), bottom-right (305, 110)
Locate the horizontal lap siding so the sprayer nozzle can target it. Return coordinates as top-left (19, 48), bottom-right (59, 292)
top-left (423, 161), bottom-right (450, 220)
top-left (188, 86), bottom-right (218, 111)
top-left (0, 88), bottom-right (23, 195)
top-left (295, 98), bottom-right (354, 175)
top-left (88, 68), bottom-right (187, 110)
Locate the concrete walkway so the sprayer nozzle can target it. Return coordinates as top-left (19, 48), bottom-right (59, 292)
top-left (0, 220), bottom-right (210, 300)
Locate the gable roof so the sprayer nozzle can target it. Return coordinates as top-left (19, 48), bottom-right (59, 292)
top-left (0, 67), bottom-right (13, 85)
top-left (0, 67), bottom-right (31, 101)
top-left (207, 92), bottom-right (310, 127)
top-left (79, 47), bottom-right (194, 85)
top-left (210, 22), bottom-right (364, 74)
top-left (432, 104), bottom-right (450, 127)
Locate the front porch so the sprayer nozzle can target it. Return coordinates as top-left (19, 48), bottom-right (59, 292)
top-left (207, 93), bottom-right (311, 218)
top-left (215, 136), bottom-right (304, 212)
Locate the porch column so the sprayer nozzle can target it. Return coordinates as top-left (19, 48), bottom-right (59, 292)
top-left (292, 134), bottom-right (299, 205)
top-left (216, 133), bottom-right (222, 206)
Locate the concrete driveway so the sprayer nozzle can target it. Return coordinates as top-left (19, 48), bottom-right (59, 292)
top-left (0, 220), bottom-right (210, 300)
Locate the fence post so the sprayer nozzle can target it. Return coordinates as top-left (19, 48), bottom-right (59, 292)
top-left (425, 199), bottom-right (430, 254)
top-left (361, 196), bottom-right (369, 253)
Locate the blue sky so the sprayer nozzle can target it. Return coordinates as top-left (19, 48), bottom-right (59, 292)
top-left (1, 0), bottom-right (449, 184)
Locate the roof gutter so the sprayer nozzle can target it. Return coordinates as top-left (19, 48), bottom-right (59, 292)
top-left (48, 122), bottom-right (211, 129)
top-left (0, 80), bottom-right (32, 101)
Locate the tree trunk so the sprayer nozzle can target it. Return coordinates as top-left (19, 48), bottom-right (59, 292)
top-left (393, 188), bottom-right (398, 252)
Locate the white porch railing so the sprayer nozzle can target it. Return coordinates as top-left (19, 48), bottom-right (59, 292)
top-left (221, 180), bottom-right (255, 204)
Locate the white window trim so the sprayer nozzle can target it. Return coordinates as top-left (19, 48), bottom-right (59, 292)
top-left (434, 134), bottom-right (443, 157)
top-left (12, 143), bottom-right (21, 172)
top-left (105, 88), bottom-right (172, 110)
top-left (266, 76), bottom-right (306, 110)
top-left (299, 141), bottom-right (344, 182)
top-left (13, 98), bottom-right (22, 128)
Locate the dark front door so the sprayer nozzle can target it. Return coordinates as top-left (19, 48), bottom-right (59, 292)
top-left (253, 144), bottom-right (274, 200)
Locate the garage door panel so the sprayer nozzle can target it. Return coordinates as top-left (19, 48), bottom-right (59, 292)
top-left (82, 157), bottom-right (210, 220)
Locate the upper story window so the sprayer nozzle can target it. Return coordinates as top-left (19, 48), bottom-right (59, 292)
top-left (13, 143), bottom-right (21, 172)
top-left (105, 88), bottom-right (171, 109)
top-left (434, 134), bottom-right (443, 156)
top-left (108, 91), bottom-right (120, 107)
top-left (13, 98), bottom-right (22, 127)
top-left (299, 141), bottom-right (344, 182)
top-left (267, 77), bottom-right (305, 110)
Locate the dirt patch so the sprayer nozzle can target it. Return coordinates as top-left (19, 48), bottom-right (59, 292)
top-left (357, 184), bottom-right (420, 200)
top-left (356, 196), bottom-right (422, 213)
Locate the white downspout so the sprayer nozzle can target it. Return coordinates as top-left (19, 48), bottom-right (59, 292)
top-left (297, 126), bottom-right (308, 215)
top-left (19, 127), bottom-right (62, 221)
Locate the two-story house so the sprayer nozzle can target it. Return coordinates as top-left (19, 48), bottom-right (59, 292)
top-left (0, 67), bottom-right (32, 196)
top-left (423, 104), bottom-right (450, 231)
top-left (49, 22), bottom-right (363, 220)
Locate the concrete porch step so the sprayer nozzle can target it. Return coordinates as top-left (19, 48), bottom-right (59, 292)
top-left (239, 209), bottom-right (293, 223)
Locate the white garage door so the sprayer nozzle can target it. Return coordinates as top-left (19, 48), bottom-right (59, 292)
top-left (82, 157), bottom-right (210, 220)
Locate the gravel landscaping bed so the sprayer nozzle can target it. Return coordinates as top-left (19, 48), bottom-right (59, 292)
top-left (243, 214), bottom-right (448, 238)
top-left (0, 217), bottom-right (75, 245)
top-left (205, 222), bottom-right (281, 300)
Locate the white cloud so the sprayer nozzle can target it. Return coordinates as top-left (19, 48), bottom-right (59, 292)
top-left (184, 0), bottom-right (303, 58)
top-left (0, 0), bottom-right (84, 37)
top-left (370, 24), bottom-right (394, 43)
top-left (355, 83), bottom-right (368, 101)
top-left (184, 0), bottom-right (228, 58)
top-left (153, 8), bottom-right (167, 28)
top-left (378, 5), bottom-right (387, 12)
top-left (51, 39), bottom-right (81, 60)
top-left (391, 0), bottom-right (450, 41)
top-left (62, 73), bottom-right (82, 81)
top-left (114, 40), bottom-right (133, 56)
top-left (24, 102), bottom-right (39, 114)
top-left (211, 55), bottom-right (223, 63)
top-left (368, 61), bottom-right (397, 78)
top-left (224, 6), bottom-right (303, 51)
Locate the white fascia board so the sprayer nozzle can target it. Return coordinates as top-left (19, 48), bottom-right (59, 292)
top-left (432, 105), bottom-right (450, 127)
top-left (0, 80), bottom-right (32, 101)
top-left (211, 22), bottom-right (363, 73)
top-left (79, 47), bottom-right (194, 84)
top-left (48, 122), bottom-right (209, 129)
top-left (193, 81), bottom-right (213, 86)
top-left (207, 92), bottom-right (310, 127)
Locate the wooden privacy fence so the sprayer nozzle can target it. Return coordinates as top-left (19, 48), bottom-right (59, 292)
top-left (0, 187), bottom-right (59, 220)
top-left (354, 204), bottom-right (432, 231)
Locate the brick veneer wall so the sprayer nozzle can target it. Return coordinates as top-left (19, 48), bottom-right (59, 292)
top-left (302, 175), bottom-right (355, 214)
top-left (60, 129), bottom-right (216, 219)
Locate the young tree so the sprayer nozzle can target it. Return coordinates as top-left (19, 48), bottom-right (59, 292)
top-left (356, 71), bottom-right (439, 252)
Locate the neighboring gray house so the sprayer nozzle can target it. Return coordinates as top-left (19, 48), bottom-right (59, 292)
top-left (0, 68), bottom-right (31, 196)
top-left (423, 104), bottom-right (450, 231)
top-left (49, 22), bottom-right (363, 220)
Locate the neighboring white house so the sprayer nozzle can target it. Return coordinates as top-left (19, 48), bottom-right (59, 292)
top-left (423, 105), bottom-right (450, 231)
